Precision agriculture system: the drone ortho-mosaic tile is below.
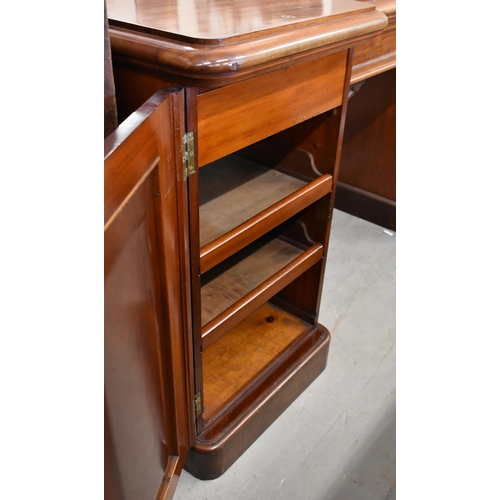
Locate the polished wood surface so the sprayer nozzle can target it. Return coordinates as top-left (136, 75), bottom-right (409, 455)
top-left (202, 302), bottom-right (312, 422)
top-left (199, 155), bottom-right (332, 273)
top-left (187, 45), bottom-right (352, 475)
top-left (107, 0), bottom-right (387, 85)
top-left (186, 322), bottom-right (330, 479)
top-left (104, 0), bottom-right (392, 487)
top-left (197, 51), bottom-right (346, 165)
top-left (201, 237), bottom-right (304, 326)
top-left (107, 0), bottom-right (373, 43)
top-left (105, 89), bottom-right (192, 500)
top-left (336, 68), bottom-right (396, 229)
top-left (199, 156), bottom-right (307, 248)
top-left (112, 65), bottom-right (180, 125)
top-left (351, 0), bottom-right (395, 82)
top-left (331, 0), bottom-right (395, 228)
top-left (339, 69), bottom-right (395, 201)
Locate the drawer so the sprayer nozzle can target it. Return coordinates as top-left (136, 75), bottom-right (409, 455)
top-left (197, 50), bottom-right (348, 166)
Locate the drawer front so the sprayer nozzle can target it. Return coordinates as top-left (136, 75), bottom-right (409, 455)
top-left (197, 50), bottom-right (348, 167)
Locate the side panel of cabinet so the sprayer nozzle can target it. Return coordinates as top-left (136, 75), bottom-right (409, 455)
top-left (104, 89), bottom-right (193, 500)
top-left (335, 68), bottom-right (396, 230)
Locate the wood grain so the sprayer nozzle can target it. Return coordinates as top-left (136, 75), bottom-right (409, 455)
top-left (105, 89), bottom-right (192, 500)
top-left (186, 322), bottom-right (330, 478)
top-left (104, 2), bottom-right (118, 137)
top-left (104, 1), bottom-right (378, 485)
top-left (197, 51), bottom-right (347, 166)
top-left (199, 156), bottom-right (307, 247)
top-left (336, 68), bottom-right (396, 229)
top-left (202, 302), bottom-right (311, 421)
top-left (338, 69), bottom-right (396, 200)
top-left (108, 5), bottom-right (386, 85)
top-left (201, 242), bottom-right (323, 348)
top-left (202, 237), bottom-right (307, 325)
top-left (198, 155), bottom-right (332, 273)
top-left (351, 23), bottom-right (395, 82)
top-left (107, 0), bottom-right (374, 44)
top-left (351, 0), bottom-right (395, 82)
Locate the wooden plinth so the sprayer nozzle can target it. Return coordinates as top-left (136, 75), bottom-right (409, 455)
top-left (184, 321), bottom-right (330, 480)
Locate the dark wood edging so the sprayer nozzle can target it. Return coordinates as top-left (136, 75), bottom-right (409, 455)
top-left (109, 11), bottom-right (387, 82)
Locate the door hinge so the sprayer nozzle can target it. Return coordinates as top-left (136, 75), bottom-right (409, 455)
top-left (316, 197), bottom-right (334, 222)
top-left (194, 392), bottom-right (202, 418)
top-left (183, 131), bottom-right (195, 179)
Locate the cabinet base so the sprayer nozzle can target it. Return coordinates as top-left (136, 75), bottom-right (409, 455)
top-left (183, 324), bottom-right (330, 480)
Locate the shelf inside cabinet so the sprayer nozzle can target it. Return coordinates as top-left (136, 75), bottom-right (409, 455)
top-left (202, 301), bottom-right (313, 423)
top-left (199, 154), bottom-right (332, 273)
top-left (200, 230), bottom-right (323, 349)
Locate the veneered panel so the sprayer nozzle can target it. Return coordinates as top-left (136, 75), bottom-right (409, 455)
top-left (104, 89), bottom-right (192, 500)
top-left (197, 51), bottom-right (347, 166)
top-left (105, 175), bottom-right (167, 500)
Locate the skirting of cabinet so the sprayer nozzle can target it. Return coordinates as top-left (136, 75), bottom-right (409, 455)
top-left (335, 181), bottom-right (396, 231)
top-left (184, 323), bottom-right (330, 480)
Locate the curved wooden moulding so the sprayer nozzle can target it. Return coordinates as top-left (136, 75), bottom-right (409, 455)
top-left (108, 1), bottom-right (388, 86)
top-left (199, 153), bottom-right (332, 274)
top-left (350, 0), bottom-right (396, 83)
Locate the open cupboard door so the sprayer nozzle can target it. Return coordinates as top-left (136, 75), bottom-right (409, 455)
top-left (104, 88), bottom-right (194, 500)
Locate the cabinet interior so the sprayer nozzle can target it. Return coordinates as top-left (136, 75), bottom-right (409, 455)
top-left (202, 301), bottom-right (314, 424)
top-left (195, 119), bottom-right (336, 432)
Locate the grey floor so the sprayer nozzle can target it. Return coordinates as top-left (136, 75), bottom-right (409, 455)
top-left (175, 209), bottom-right (396, 500)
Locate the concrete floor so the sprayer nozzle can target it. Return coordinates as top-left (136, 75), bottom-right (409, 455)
top-left (175, 209), bottom-right (396, 500)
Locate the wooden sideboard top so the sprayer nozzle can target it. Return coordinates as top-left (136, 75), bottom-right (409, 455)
top-left (369, 0), bottom-right (395, 19)
top-left (107, 0), bottom-right (388, 85)
top-left (107, 0), bottom-right (377, 44)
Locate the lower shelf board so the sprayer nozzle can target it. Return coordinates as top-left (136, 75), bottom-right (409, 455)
top-left (185, 308), bottom-right (330, 480)
top-left (202, 302), bottom-right (313, 422)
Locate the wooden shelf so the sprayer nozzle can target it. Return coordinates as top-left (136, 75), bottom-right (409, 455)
top-left (200, 234), bottom-right (323, 349)
top-left (202, 302), bottom-right (314, 423)
top-left (188, 319), bottom-right (330, 479)
top-left (199, 154), bottom-right (332, 273)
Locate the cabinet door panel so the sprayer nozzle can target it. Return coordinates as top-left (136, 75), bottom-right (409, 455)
top-left (105, 88), bottom-right (192, 500)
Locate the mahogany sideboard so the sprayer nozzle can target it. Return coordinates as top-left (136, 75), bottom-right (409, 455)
top-left (104, 2), bottom-right (393, 499)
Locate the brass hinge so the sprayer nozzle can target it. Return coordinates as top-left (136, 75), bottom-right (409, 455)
top-left (183, 131), bottom-right (195, 179)
top-left (194, 392), bottom-right (202, 418)
top-left (316, 197), bottom-right (334, 222)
